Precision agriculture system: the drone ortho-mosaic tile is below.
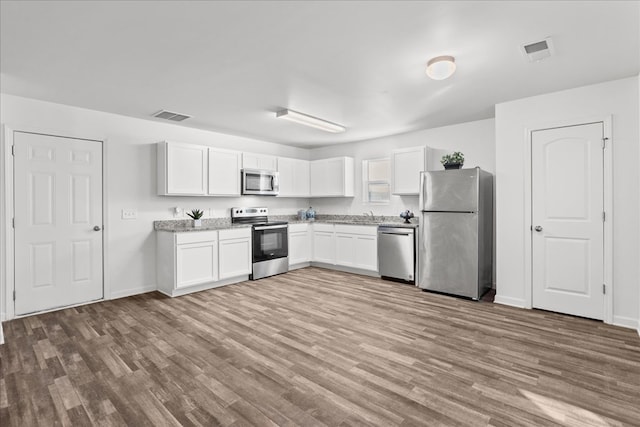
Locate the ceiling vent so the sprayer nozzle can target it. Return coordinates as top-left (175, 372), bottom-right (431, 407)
top-left (152, 110), bottom-right (191, 122)
top-left (521, 37), bottom-right (554, 62)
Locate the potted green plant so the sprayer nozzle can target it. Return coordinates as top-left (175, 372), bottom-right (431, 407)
top-left (187, 209), bottom-right (204, 227)
top-left (441, 151), bottom-right (464, 170)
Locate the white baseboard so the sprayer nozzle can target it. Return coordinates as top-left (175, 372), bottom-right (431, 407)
top-left (612, 315), bottom-right (639, 330)
top-left (494, 295), bottom-right (526, 308)
top-left (289, 262), bottom-right (311, 271)
top-left (110, 284), bottom-right (157, 300)
top-left (0, 322), bottom-right (4, 345)
top-left (310, 262), bottom-right (380, 278)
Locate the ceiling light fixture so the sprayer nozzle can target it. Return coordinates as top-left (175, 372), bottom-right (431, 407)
top-left (276, 109), bottom-right (346, 133)
top-left (426, 55), bottom-right (456, 80)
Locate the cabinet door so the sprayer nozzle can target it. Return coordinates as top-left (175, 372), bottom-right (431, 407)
top-left (243, 153), bottom-right (277, 171)
top-left (355, 235), bottom-right (378, 271)
top-left (209, 148), bottom-right (241, 196)
top-left (176, 240), bottom-right (218, 288)
top-left (392, 146), bottom-right (425, 195)
top-left (219, 238), bottom-right (252, 279)
top-left (294, 159), bottom-right (310, 197)
top-left (310, 157), bottom-right (354, 197)
top-left (166, 142), bottom-right (208, 195)
top-left (289, 231), bottom-right (311, 265)
top-left (312, 231), bottom-right (335, 264)
top-left (335, 234), bottom-right (356, 267)
top-left (278, 157), bottom-right (310, 197)
top-left (310, 159), bottom-right (343, 196)
top-left (277, 157), bottom-right (295, 197)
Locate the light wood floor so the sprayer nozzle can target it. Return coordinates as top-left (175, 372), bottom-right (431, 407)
top-left (1, 267), bottom-right (639, 426)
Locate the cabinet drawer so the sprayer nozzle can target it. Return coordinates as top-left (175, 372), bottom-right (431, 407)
top-left (175, 231), bottom-right (218, 245)
top-left (288, 223), bottom-right (309, 233)
top-left (334, 224), bottom-right (377, 236)
top-left (219, 227), bottom-right (251, 240)
top-left (312, 223), bottom-right (334, 233)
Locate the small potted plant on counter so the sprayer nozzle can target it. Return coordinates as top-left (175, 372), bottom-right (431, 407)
top-left (187, 209), bottom-right (204, 227)
top-left (441, 151), bottom-right (465, 170)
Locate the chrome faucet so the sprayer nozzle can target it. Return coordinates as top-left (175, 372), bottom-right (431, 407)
top-left (362, 210), bottom-right (375, 221)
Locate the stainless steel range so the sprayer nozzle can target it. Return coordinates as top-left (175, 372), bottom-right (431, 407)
top-left (231, 207), bottom-right (288, 280)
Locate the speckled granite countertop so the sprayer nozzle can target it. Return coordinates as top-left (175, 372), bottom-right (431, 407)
top-left (154, 214), bottom-right (418, 232)
top-left (154, 219), bottom-right (252, 232)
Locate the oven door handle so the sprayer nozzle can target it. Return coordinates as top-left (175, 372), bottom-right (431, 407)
top-left (254, 225), bottom-right (288, 231)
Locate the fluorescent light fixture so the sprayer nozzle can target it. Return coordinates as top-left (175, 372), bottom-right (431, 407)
top-left (426, 55), bottom-right (456, 80)
top-left (276, 109), bottom-right (346, 133)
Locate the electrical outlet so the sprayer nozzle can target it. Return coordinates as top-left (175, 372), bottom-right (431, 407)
top-left (121, 209), bottom-right (137, 220)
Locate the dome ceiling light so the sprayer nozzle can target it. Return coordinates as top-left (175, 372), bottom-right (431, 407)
top-left (426, 55), bottom-right (456, 80)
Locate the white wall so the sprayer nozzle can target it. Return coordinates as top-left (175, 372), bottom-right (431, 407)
top-left (0, 94), bottom-right (311, 319)
top-left (308, 119), bottom-right (496, 216)
top-left (495, 76), bottom-right (640, 329)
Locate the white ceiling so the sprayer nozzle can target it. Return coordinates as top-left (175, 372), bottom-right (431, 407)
top-left (1, 1), bottom-right (638, 148)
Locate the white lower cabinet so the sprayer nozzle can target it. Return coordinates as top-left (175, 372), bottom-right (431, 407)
top-left (334, 225), bottom-right (378, 272)
top-left (157, 227), bottom-right (251, 297)
top-left (218, 228), bottom-right (252, 279)
top-left (288, 223), bottom-right (311, 266)
top-left (176, 236), bottom-right (219, 288)
top-left (312, 223), bottom-right (336, 264)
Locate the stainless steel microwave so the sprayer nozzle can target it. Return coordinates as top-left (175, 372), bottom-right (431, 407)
top-left (241, 169), bottom-right (279, 196)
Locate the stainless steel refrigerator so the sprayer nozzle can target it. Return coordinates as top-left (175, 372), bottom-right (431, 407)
top-left (418, 167), bottom-right (493, 300)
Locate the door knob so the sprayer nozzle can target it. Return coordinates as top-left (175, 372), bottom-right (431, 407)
top-left (534, 226), bottom-right (543, 232)
top-left (93, 226), bottom-right (102, 231)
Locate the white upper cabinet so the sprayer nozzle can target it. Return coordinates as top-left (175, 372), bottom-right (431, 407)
top-left (242, 153), bottom-right (278, 171)
top-left (158, 142), bottom-right (242, 196)
top-left (392, 146), bottom-right (427, 195)
top-left (158, 141), bottom-right (208, 195)
top-left (277, 157), bottom-right (310, 197)
top-left (310, 157), bottom-right (355, 197)
top-left (208, 148), bottom-right (242, 196)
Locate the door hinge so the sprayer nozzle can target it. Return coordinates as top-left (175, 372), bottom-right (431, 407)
top-left (11, 145), bottom-right (15, 156)
top-left (12, 218), bottom-right (15, 228)
top-left (602, 137), bottom-right (609, 149)
top-left (13, 290), bottom-right (16, 301)
top-left (602, 212), bottom-right (606, 222)
top-left (602, 284), bottom-right (606, 294)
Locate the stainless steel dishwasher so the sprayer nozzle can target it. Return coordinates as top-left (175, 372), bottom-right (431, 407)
top-left (378, 225), bottom-right (418, 284)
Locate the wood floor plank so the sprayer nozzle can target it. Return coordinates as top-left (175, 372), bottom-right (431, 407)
top-left (1, 267), bottom-right (639, 426)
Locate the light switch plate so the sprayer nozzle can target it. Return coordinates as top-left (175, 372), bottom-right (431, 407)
top-left (122, 209), bottom-right (137, 220)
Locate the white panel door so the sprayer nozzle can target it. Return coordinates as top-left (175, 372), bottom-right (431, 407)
top-left (310, 159), bottom-right (343, 196)
top-left (219, 238), bottom-right (251, 279)
top-left (208, 148), bottom-right (241, 196)
top-left (242, 153), bottom-right (277, 171)
top-left (392, 146), bottom-right (425, 195)
top-left (167, 142), bottom-right (207, 195)
top-left (276, 157), bottom-right (295, 197)
top-left (532, 123), bottom-right (604, 320)
top-left (335, 234), bottom-right (356, 267)
top-left (355, 235), bottom-right (378, 271)
top-left (312, 231), bottom-right (335, 264)
top-left (288, 230), bottom-right (310, 265)
top-left (14, 132), bottom-right (103, 315)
